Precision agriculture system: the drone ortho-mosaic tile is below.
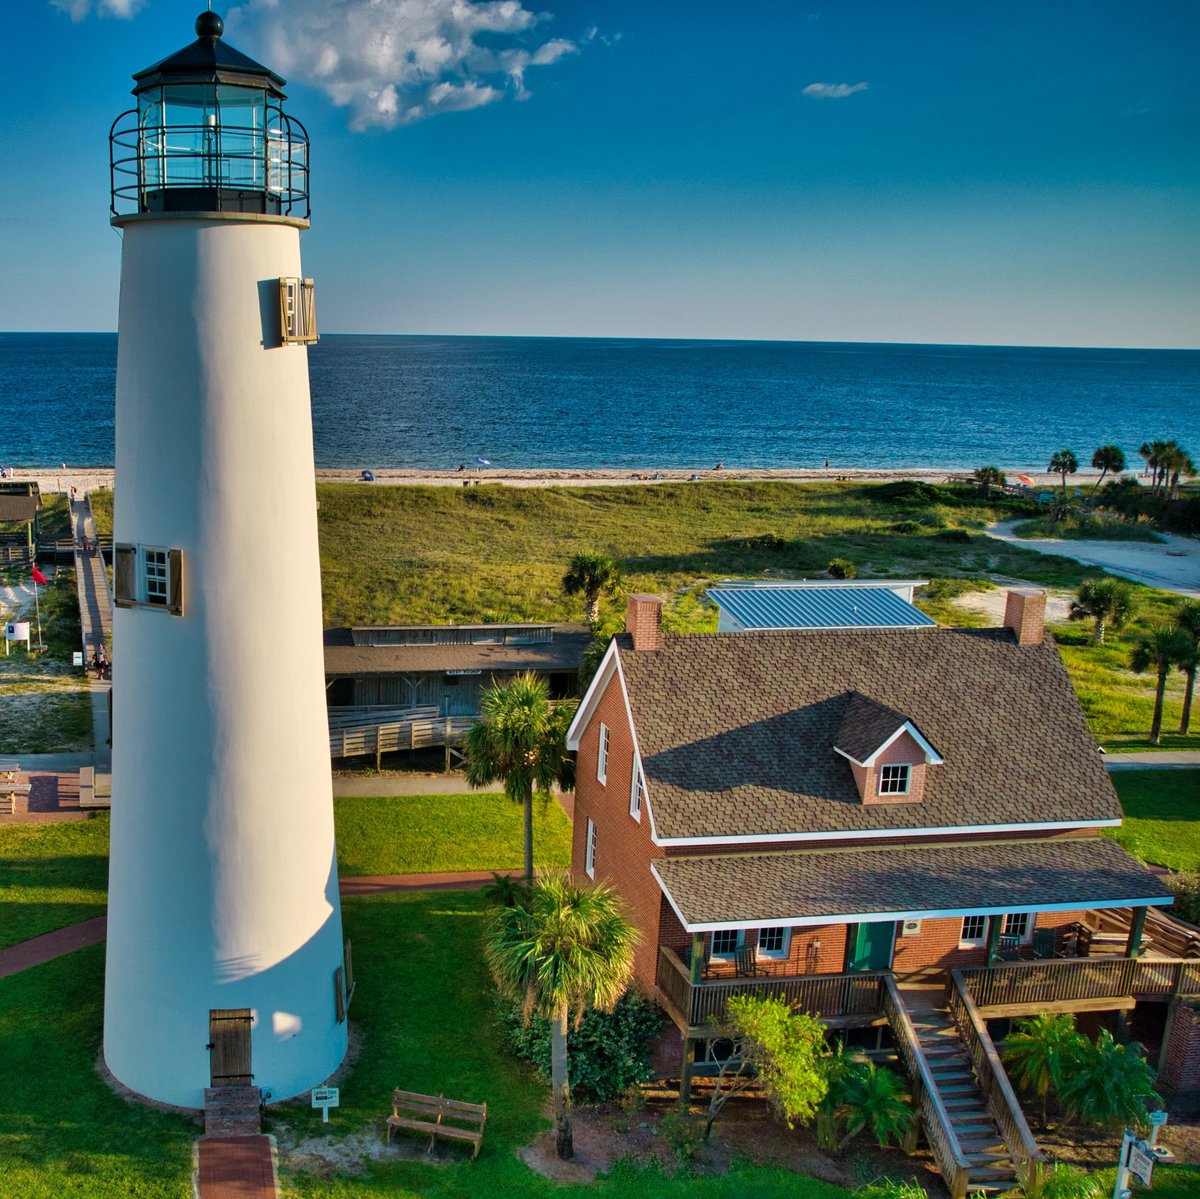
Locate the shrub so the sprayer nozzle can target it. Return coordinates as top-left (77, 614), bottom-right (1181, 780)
top-left (934, 529), bottom-right (971, 544)
top-left (1167, 871), bottom-right (1200, 925)
top-left (890, 521), bottom-right (924, 535)
top-left (827, 557), bottom-right (858, 579)
top-left (875, 480), bottom-right (946, 505)
top-left (658, 1110), bottom-right (706, 1166)
top-left (496, 990), bottom-right (664, 1102)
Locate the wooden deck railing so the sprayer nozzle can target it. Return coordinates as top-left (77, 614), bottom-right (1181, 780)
top-left (655, 947), bottom-right (886, 1029)
top-left (948, 970), bottom-right (1043, 1175)
top-left (959, 956), bottom-right (1200, 1011)
top-left (1090, 906), bottom-right (1200, 960)
top-left (882, 976), bottom-right (972, 1199)
top-left (329, 715), bottom-right (475, 761)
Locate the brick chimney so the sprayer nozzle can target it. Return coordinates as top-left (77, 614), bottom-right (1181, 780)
top-left (626, 594), bottom-right (664, 651)
top-left (1004, 589), bottom-right (1046, 645)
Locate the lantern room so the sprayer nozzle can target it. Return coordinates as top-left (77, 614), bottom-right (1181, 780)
top-left (110, 11), bottom-right (309, 218)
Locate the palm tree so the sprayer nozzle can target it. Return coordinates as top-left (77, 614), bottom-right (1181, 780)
top-left (562, 553), bottom-right (621, 624)
top-left (1056, 1030), bottom-right (1158, 1131)
top-left (486, 874), bottom-right (638, 1160)
top-left (1130, 628), bottom-right (1191, 745)
top-left (1067, 577), bottom-right (1136, 645)
top-left (463, 673), bottom-right (577, 883)
top-left (1175, 600), bottom-right (1200, 736)
top-left (974, 465), bottom-right (1006, 499)
top-left (1161, 443), bottom-right (1197, 500)
top-left (827, 1060), bottom-right (912, 1149)
top-left (1001, 1013), bottom-right (1084, 1124)
top-left (1048, 450), bottom-right (1079, 497)
top-left (1090, 445), bottom-right (1125, 489)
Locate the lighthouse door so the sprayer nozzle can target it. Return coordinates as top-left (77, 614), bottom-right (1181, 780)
top-left (208, 1009), bottom-right (253, 1087)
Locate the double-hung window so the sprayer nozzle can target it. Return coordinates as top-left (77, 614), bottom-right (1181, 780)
top-left (597, 723), bottom-right (609, 784)
top-left (629, 760), bottom-right (644, 820)
top-left (584, 818), bottom-right (597, 879)
top-left (960, 915), bottom-right (988, 947)
top-left (878, 764), bottom-right (911, 795)
top-left (756, 927), bottom-right (791, 959)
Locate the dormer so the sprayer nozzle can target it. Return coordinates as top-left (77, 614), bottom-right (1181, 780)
top-left (832, 692), bottom-right (943, 805)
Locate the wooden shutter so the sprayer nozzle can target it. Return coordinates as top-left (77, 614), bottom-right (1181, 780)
top-left (167, 548), bottom-right (184, 616)
top-left (343, 940), bottom-right (355, 1010)
top-left (114, 544), bottom-right (136, 607)
top-left (279, 277), bottom-right (319, 345)
top-left (334, 966), bottom-right (346, 1024)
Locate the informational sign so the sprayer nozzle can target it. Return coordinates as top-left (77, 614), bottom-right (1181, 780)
top-left (311, 1086), bottom-right (339, 1124)
top-left (446, 669), bottom-right (482, 676)
top-left (5, 622), bottom-right (30, 641)
top-left (73, 651), bottom-right (84, 667)
top-left (1127, 1139), bottom-right (1155, 1187)
top-left (1149, 1110), bottom-right (1168, 1127)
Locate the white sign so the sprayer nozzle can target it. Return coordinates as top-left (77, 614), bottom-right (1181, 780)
top-left (5, 622), bottom-right (30, 641)
top-left (73, 651), bottom-right (84, 667)
top-left (311, 1086), bottom-right (339, 1124)
top-left (445, 669), bottom-right (482, 676)
top-left (1149, 1110), bottom-right (1168, 1127)
top-left (1128, 1139), bottom-right (1155, 1187)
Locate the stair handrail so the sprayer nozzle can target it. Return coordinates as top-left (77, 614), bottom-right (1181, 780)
top-left (949, 969), bottom-right (1043, 1170)
top-left (882, 976), bottom-right (971, 1198)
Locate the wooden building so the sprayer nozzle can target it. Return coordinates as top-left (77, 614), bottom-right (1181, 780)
top-left (0, 481), bottom-right (40, 567)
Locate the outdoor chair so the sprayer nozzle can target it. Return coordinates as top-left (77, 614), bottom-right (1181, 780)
top-left (998, 934), bottom-right (1022, 961)
top-left (734, 946), bottom-right (758, 978)
top-left (1032, 928), bottom-right (1058, 959)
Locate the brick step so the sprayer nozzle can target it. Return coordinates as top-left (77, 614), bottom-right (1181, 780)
top-left (204, 1086), bottom-right (261, 1138)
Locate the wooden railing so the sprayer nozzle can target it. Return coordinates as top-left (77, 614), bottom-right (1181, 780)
top-left (1091, 906), bottom-right (1200, 960)
top-left (882, 976), bottom-right (971, 1199)
top-left (655, 947), bottom-right (886, 1029)
top-left (329, 715), bottom-right (475, 761)
top-left (959, 956), bottom-right (1200, 1011)
top-left (948, 970), bottom-right (1043, 1175)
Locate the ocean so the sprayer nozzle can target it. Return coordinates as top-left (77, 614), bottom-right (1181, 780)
top-left (1, 333), bottom-right (1197, 472)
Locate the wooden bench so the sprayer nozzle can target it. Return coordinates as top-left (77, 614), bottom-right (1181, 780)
top-left (386, 1089), bottom-right (487, 1160)
top-left (78, 765), bottom-right (98, 809)
top-left (0, 781), bottom-right (32, 815)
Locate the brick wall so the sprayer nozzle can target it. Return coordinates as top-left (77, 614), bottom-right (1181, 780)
top-left (571, 667), bottom-right (665, 991)
top-left (1004, 589), bottom-right (1046, 645)
top-left (1160, 999), bottom-right (1200, 1093)
top-left (852, 731), bottom-right (930, 806)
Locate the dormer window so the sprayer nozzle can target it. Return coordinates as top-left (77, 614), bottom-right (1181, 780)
top-left (833, 692), bottom-right (942, 806)
top-left (878, 764), bottom-right (911, 796)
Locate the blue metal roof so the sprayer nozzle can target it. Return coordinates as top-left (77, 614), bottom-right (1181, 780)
top-left (709, 585), bottom-right (936, 631)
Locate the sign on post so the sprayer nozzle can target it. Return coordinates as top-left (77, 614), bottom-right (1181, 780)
top-left (4, 622), bottom-right (30, 655)
top-left (311, 1086), bottom-right (339, 1124)
top-left (1148, 1110), bottom-right (1168, 1127)
top-left (1127, 1140), bottom-right (1155, 1187)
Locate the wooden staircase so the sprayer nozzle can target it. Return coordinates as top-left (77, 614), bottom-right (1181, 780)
top-left (910, 1011), bottom-right (1018, 1193)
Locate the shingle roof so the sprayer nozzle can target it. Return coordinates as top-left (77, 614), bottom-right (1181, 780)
top-left (710, 585), bottom-right (935, 630)
top-left (325, 630), bottom-right (591, 676)
top-left (653, 837), bottom-right (1171, 928)
top-left (0, 496), bottom-right (37, 523)
top-left (619, 627), bottom-right (1118, 839)
top-left (834, 692), bottom-right (929, 763)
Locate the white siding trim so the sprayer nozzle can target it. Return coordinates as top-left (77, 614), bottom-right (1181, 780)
top-left (566, 641), bottom-right (620, 749)
top-left (833, 720), bottom-right (943, 767)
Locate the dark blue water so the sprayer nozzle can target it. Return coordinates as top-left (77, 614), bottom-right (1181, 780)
top-left (1, 333), bottom-right (1197, 470)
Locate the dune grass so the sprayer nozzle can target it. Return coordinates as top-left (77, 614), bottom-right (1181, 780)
top-left (334, 793), bottom-right (572, 876)
top-left (1108, 770), bottom-right (1200, 872)
top-left (0, 815), bottom-right (109, 949)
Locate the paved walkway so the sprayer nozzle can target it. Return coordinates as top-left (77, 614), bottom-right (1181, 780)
top-left (0, 916), bottom-right (107, 980)
top-left (332, 772), bottom-right (502, 796)
top-left (986, 519), bottom-right (1200, 598)
top-left (198, 1136), bottom-right (277, 1199)
top-left (70, 496), bottom-right (112, 790)
top-left (1105, 752), bottom-right (1200, 770)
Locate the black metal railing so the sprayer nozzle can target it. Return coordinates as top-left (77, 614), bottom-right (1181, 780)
top-left (110, 106), bottom-right (310, 218)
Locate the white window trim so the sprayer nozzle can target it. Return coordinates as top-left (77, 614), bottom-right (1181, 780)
top-left (959, 914), bottom-right (988, 948)
top-left (756, 927), bottom-right (791, 960)
top-left (584, 818), bottom-right (596, 879)
top-left (878, 763), bottom-right (911, 796)
top-left (1003, 912), bottom-right (1034, 944)
top-left (597, 723), bottom-right (609, 785)
top-left (142, 546), bottom-right (169, 606)
top-left (629, 761), bottom-right (644, 821)
top-left (709, 928), bottom-right (744, 959)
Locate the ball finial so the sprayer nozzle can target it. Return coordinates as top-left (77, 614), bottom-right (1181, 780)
top-left (195, 10), bottom-right (224, 39)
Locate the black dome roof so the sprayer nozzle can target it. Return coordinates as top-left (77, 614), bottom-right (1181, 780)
top-left (131, 11), bottom-right (285, 96)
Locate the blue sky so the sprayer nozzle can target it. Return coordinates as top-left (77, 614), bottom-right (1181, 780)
top-left (1, 0), bottom-right (1197, 346)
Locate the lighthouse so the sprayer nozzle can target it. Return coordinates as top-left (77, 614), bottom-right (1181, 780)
top-left (103, 12), bottom-right (348, 1107)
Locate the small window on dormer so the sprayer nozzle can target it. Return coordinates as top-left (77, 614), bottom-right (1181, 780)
top-left (878, 764), bottom-right (911, 795)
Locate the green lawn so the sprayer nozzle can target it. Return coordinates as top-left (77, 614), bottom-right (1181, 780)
top-left (1108, 770), bottom-right (1200, 872)
top-left (334, 794), bottom-right (572, 876)
top-left (0, 816), bottom-right (109, 949)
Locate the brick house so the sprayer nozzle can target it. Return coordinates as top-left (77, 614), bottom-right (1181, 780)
top-left (565, 591), bottom-right (1182, 1190)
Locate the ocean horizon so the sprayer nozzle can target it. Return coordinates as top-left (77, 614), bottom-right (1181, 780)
top-left (2, 332), bottom-right (1197, 472)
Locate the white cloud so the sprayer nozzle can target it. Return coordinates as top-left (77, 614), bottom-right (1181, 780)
top-left (802, 81), bottom-right (869, 99)
top-left (227, 0), bottom-right (585, 130)
top-left (50, 0), bottom-right (143, 19)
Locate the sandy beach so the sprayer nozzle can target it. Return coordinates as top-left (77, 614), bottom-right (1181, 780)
top-left (18, 464), bottom-right (1110, 495)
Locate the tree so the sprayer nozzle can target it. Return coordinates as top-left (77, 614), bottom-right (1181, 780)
top-left (562, 553), bottom-right (621, 624)
top-left (704, 994), bottom-right (829, 1140)
top-left (1175, 600), bottom-right (1200, 735)
top-left (1067, 577), bottom-right (1136, 645)
top-left (1048, 450), bottom-right (1079, 497)
top-left (1160, 443), bottom-right (1197, 500)
top-left (1090, 445), bottom-right (1125, 490)
top-left (823, 1058), bottom-right (912, 1150)
top-left (464, 673), bottom-right (577, 883)
top-left (1056, 1029), bottom-right (1159, 1131)
top-left (486, 874), bottom-right (638, 1159)
top-left (974, 465), bottom-right (1007, 500)
top-left (1000, 1013), bottom-right (1085, 1124)
top-left (1130, 628), bottom-right (1191, 745)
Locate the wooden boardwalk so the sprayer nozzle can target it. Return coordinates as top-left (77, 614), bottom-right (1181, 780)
top-left (69, 496), bottom-right (112, 787)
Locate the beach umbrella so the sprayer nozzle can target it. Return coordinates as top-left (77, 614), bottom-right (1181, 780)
top-left (477, 457), bottom-right (492, 467)
top-left (360, 469), bottom-right (376, 482)
top-left (1017, 474), bottom-right (1035, 486)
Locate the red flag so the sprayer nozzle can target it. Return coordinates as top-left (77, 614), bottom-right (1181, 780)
top-left (31, 566), bottom-right (47, 586)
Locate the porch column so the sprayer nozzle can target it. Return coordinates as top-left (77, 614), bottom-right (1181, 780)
top-left (679, 1036), bottom-right (697, 1108)
top-left (984, 915), bottom-right (1002, 965)
top-left (689, 932), bottom-right (705, 986)
top-left (1125, 906), bottom-right (1148, 958)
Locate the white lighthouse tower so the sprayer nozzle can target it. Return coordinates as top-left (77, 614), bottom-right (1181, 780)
top-left (103, 12), bottom-right (348, 1108)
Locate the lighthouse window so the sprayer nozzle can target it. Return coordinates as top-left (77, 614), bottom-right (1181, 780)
top-left (143, 549), bottom-right (169, 605)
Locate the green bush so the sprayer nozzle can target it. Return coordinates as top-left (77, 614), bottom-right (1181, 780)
top-left (657, 1110), bottom-right (706, 1166)
top-left (496, 990), bottom-right (664, 1102)
top-left (874, 480), bottom-right (946, 505)
top-left (1167, 871), bottom-right (1200, 925)
top-left (827, 557), bottom-right (858, 579)
top-left (890, 521), bottom-right (924, 535)
top-left (934, 529), bottom-right (971, 544)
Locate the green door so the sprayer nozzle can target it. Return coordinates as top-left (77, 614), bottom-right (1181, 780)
top-left (847, 922), bottom-right (896, 972)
